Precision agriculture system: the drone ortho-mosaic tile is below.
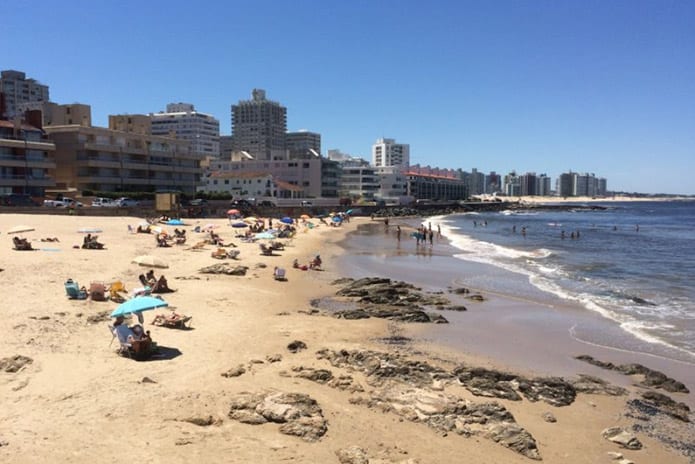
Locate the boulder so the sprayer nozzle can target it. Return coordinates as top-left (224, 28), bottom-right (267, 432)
top-left (601, 426), bottom-right (643, 450)
top-left (0, 355), bottom-right (33, 373)
top-left (228, 391), bottom-right (327, 442)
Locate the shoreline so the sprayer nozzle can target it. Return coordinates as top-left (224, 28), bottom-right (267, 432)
top-left (0, 213), bottom-right (692, 463)
top-left (336, 218), bottom-right (695, 408)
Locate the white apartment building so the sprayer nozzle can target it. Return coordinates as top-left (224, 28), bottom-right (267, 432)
top-left (372, 137), bottom-right (410, 168)
top-left (150, 103), bottom-right (220, 158)
top-left (1, 70), bottom-right (50, 119)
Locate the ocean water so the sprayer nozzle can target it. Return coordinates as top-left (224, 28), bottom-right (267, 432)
top-left (435, 200), bottom-right (695, 363)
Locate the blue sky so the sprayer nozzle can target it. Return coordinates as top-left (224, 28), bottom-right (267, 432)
top-left (4, 0), bottom-right (694, 194)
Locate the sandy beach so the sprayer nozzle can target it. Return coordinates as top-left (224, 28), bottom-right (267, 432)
top-left (0, 213), bottom-right (692, 463)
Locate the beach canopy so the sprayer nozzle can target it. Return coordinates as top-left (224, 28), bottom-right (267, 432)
top-left (77, 227), bottom-right (102, 233)
top-left (280, 217), bottom-right (293, 225)
top-left (111, 296), bottom-right (168, 318)
top-left (7, 225), bottom-right (35, 234)
top-left (132, 255), bottom-right (169, 268)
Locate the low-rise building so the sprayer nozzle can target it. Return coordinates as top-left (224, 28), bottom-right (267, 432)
top-left (45, 123), bottom-right (202, 194)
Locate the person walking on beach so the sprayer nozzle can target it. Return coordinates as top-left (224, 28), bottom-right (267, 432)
top-left (428, 229), bottom-right (434, 246)
top-left (396, 225), bottom-right (401, 241)
top-left (437, 224), bottom-right (441, 238)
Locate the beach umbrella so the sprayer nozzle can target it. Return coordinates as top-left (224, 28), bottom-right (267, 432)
top-left (243, 216), bottom-right (258, 224)
top-left (111, 295), bottom-right (168, 318)
top-left (332, 216), bottom-right (343, 223)
top-left (166, 219), bottom-right (184, 226)
top-left (280, 217), bottom-right (293, 225)
top-left (77, 227), bottom-right (102, 233)
top-left (227, 209), bottom-right (240, 216)
top-left (7, 225), bottom-right (35, 234)
top-left (132, 255), bottom-right (169, 268)
top-left (231, 221), bottom-right (248, 228)
top-left (300, 214), bottom-right (311, 220)
top-left (345, 209), bottom-right (353, 215)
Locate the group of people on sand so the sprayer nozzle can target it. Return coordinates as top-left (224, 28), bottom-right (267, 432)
top-left (293, 255), bottom-right (322, 271)
top-left (112, 315), bottom-right (152, 356)
top-left (138, 270), bottom-right (175, 294)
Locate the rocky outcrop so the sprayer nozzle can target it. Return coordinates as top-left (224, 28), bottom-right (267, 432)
top-left (0, 355), bottom-right (32, 373)
top-left (199, 263), bottom-right (249, 276)
top-left (287, 340), bottom-right (307, 353)
top-left (317, 349), bottom-right (452, 388)
top-left (330, 277), bottom-right (453, 323)
top-left (575, 355), bottom-right (689, 393)
top-left (350, 385), bottom-right (541, 460)
top-left (517, 377), bottom-right (577, 407)
top-left (601, 426), bottom-right (643, 450)
top-left (454, 367), bottom-right (521, 401)
top-left (221, 364), bottom-right (246, 378)
top-left (628, 391), bottom-right (691, 423)
top-left (570, 374), bottom-right (628, 396)
top-left (228, 391), bottom-right (327, 442)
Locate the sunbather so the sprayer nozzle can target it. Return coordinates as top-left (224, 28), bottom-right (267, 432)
top-left (152, 311), bottom-right (191, 329)
top-left (156, 233), bottom-right (171, 247)
top-left (12, 236), bottom-right (34, 251)
top-left (150, 274), bottom-right (175, 294)
top-left (309, 255), bottom-right (322, 270)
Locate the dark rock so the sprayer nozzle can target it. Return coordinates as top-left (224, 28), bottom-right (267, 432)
top-left (575, 355), bottom-right (689, 393)
top-left (570, 374), bottom-right (627, 396)
top-left (635, 391), bottom-right (690, 422)
top-left (0, 355), bottom-right (33, 373)
top-left (287, 340), bottom-right (307, 353)
top-left (222, 365), bottom-right (246, 378)
top-left (292, 366), bottom-right (334, 383)
top-left (465, 294), bottom-right (485, 302)
top-left (455, 367), bottom-right (521, 401)
top-left (542, 412), bottom-right (557, 423)
top-left (517, 377), bottom-right (576, 407)
top-left (317, 349), bottom-right (452, 388)
top-left (266, 354), bottom-right (282, 363)
top-left (140, 376), bottom-right (157, 384)
top-left (442, 305), bottom-right (468, 312)
top-left (450, 287), bottom-right (470, 295)
top-left (228, 391), bottom-right (327, 442)
top-left (335, 309), bottom-right (371, 320)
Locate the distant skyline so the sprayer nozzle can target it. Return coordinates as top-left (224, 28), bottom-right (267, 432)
top-left (3, 1), bottom-right (694, 194)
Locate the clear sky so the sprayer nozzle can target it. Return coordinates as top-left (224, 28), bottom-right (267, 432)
top-left (3, 1), bottom-right (694, 194)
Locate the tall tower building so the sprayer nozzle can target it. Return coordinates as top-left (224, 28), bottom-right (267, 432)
top-left (231, 89), bottom-right (287, 160)
top-left (372, 138), bottom-right (409, 168)
top-left (286, 130), bottom-right (321, 159)
top-left (150, 103), bottom-right (220, 157)
top-left (0, 70), bottom-right (49, 119)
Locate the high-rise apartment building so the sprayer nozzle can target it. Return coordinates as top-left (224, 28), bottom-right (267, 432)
top-left (0, 70), bottom-right (49, 119)
top-left (372, 138), bottom-right (409, 168)
top-left (231, 89), bottom-right (287, 160)
top-left (150, 103), bottom-right (220, 157)
top-left (286, 130), bottom-right (321, 159)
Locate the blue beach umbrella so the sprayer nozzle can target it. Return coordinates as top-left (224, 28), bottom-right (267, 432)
top-left (110, 296), bottom-right (168, 318)
top-left (231, 221), bottom-right (248, 228)
top-left (166, 219), bottom-right (184, 226)
top-left (280, 216), bottom-right (293, 225)
top-left (332, 216), bottom-right (342, 223)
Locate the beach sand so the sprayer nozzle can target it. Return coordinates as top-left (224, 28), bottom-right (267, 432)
top-left (0, 213), bottom-right (691, 463)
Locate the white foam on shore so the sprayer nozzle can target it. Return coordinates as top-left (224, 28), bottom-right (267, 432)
top-left (438, 216), bottom-right (695, 360)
